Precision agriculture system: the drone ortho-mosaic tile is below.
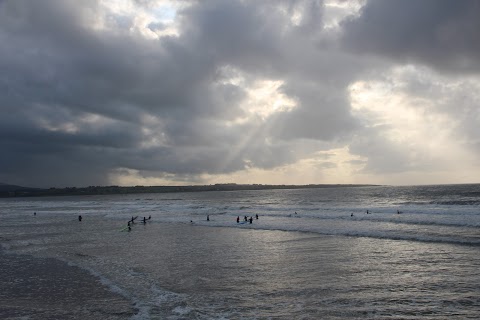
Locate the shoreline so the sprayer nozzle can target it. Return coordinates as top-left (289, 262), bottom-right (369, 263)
top-left (0, 248), bottom-right (137, 319)
top-left (1, 183), bottom-right (379, 198)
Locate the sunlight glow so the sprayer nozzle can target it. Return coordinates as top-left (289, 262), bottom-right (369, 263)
top-left (348, 65), bottom-right (480, 184)
top-left (216, 66), bottom-right (297, 122)
top-left (243, 80), bottom-right (298, 119)
top-left (91, 0), bottom-right (181, 38)
top-left (189, 147), bottom-right (366, 186)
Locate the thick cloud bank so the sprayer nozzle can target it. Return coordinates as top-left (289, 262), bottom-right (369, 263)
top-left (1, 0), bottom-right (479, 187)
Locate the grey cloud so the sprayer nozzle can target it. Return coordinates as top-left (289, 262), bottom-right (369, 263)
top-left (349, 129), bottom-right (417, 174)
top-left (268, 82), bottom-right (360, 141)
top-left (0, 0), bottom-right (382, 187)
top-left (341, 0), bottom-right (480, 73)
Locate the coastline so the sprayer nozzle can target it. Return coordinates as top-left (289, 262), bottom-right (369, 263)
top-left (0, 248), bottom-right (136, 320)
top-left (0, 183), bottom-right (378, 198)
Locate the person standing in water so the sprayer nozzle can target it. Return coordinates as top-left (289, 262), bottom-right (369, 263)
top-left (236, 216), bottom-right (240, 223)
top-left (78, 215), bottom-right (82, 222)
top-left (207, 215), bottom-right (210, 221)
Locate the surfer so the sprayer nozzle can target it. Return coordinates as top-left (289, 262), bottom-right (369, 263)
top-left (78, 215), bottom-right (82, 222)
top-left (142, 217), bottom-right (147, 223)
top-left (255, 214), bottom-right (258, 220)
top-left (244, 216), bottom-right (248, 222)
top-left (249, 216), bottom-right (253, 224)
top-left (351, 212), bottom-right (354, 217)
top-left (237, 216), bottom-right (240, 223)
top-left (207, 215), bottom-right (210, 221)
top-left (148, 215), bottom-right (151, 220)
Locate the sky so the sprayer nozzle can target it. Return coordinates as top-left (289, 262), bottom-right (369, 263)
top-left (1, 0), bottom-right (480, 188)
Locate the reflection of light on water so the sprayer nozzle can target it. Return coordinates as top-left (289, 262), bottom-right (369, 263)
top-left (346, 236), bottom-right (458, 294)
top-left (2, 186), bottom-right (480, 318)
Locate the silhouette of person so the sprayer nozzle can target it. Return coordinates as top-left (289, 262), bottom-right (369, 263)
top-left (78, 215), bottom-right (82, 222)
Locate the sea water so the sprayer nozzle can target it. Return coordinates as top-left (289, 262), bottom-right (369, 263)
top-left (1, 184), bottom-right (480, 319)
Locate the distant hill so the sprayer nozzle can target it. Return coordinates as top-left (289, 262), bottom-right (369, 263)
top-left (0, 183), bottom-right (39, 192)
top-left (0, 183), bottom-right (378, 198)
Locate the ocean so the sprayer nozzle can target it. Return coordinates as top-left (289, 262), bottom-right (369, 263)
top-left (1, 184), bottom-right (480, 319)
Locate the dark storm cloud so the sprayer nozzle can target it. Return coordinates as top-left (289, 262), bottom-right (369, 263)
top-left (341, 0), bottom-right (480, 73)
top-left (22, 0), bottom-right (480, 186)
top-left (2, 0), bottom-right (374, 187)
top-left (0, 0), bottom-right (234, 186)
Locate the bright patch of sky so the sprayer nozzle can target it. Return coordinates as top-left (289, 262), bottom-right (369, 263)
top-left (323, 0), bottom-right (365, 29)
top-left (97, 0), bottom-right (181, 37)
top-left (216, 66), bottom-right (297, 125)
top-left (349, 65), bottom-right (480, 184)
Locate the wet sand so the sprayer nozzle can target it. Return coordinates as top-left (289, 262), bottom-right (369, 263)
top-left (0, 249), bottom-right (136, 320)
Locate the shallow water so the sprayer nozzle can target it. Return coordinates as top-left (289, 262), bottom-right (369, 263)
top-left (1, 185), bottom-right (480, 319)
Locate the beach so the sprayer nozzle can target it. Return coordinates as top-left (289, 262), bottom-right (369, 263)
top-left (1, 186), bottom-right (480, 319)
top-left (0, 249), bottom-right (135, 319)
